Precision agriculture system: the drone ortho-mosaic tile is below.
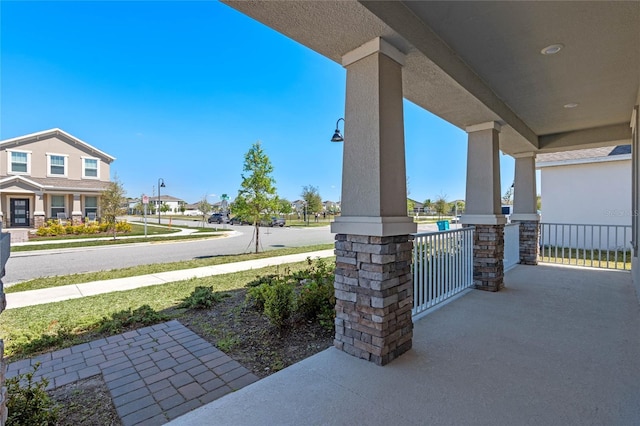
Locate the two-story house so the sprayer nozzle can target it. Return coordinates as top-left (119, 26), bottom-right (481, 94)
top-left (0, 128), bottom-right (115, 228)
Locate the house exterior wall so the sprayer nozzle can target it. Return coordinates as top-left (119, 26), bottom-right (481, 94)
top-left (0, 136), bottom-right (110, 181)
top-left (540, 159), bottom-right (630, 226)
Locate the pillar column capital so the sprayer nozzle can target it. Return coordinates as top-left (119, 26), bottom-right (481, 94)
top-left (342, 37), bottom-right (405, 67)
top-left (465, 121), bottom-right (502, 133)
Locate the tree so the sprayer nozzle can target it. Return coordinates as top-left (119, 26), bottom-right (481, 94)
top-left (502, 185), bottom-right (514, 205)
top-left (407, 199), bottom-right (415, 215)
top-left (197, 197), bottom-right (212, 226)
top-left (433, 193), bottom-right (448, 219)
top-left (234, 141), bottom-right (278, 253)
top-left (277, 197), bottom-right (293, 218)
top-left (537, 194), bottom-right (542, 211)
top-left (100, 176), bottom-right (127, 239)
top-left (160, 203), bottom-right (170, 215)
top-left (423, 199), bottom-right (433, 215)
top-left (301, 185), bottom-right (322, 218)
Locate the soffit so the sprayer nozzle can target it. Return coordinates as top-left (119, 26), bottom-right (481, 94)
top-left (222, 1), bottom-right (639, 154)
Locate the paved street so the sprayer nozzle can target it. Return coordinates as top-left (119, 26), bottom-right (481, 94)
top-left (4, 224), bottom-right (334, 284)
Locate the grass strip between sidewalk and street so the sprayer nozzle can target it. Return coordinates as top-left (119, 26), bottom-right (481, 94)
top-left (1, 261), bottom-right (319, 360)
top-left (10, 233), bottom-right (227, 253)
top-left (6, 244), bottom-right (334, 293)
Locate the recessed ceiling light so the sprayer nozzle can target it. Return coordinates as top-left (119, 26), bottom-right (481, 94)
top-left (541, 44), bottom-right (564, 55)
top-left (563, 103), bottom-right (579, 109)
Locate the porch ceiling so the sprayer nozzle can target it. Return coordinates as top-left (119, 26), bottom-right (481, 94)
top-left (222, 1), bottom-right (639, 155)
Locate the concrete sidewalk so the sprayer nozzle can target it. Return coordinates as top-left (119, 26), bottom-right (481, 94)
top-left (5, 249), bottom-right (334, 309)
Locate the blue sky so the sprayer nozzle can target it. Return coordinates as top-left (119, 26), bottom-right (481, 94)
top-left (1, 1), bottom-right (515, 205)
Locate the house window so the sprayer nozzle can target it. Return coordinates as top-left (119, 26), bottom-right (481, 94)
top-left (49, 155), bottom-right (66, 176)
top-left (85, 196), bottom-right (98, 217)
top-left (50, 195), bottom-right (65, 218)
top-left (83, 158), bottom-right (99, 178)
top-left (10, 151), bottom-right (29, 174)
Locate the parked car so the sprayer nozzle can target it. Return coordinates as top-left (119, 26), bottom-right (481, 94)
top-left (207, 213), bottom-right (229, 224)
top-left (229, 215), bottom-right (251, 225)
top-left (270, 216), bottom-right (286, 227)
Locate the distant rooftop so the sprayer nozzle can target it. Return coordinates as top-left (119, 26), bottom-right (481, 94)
top-left (537, 145), bottom-right (631, 166)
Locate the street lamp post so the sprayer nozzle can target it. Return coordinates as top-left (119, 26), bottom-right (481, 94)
top-left (157, 178), bottom-right (165, 224)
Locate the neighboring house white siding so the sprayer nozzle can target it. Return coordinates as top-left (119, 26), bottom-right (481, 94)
top-left (540, 160), bottom-right (630, 226)
top-left (537, 145), bottom-right (631, 250)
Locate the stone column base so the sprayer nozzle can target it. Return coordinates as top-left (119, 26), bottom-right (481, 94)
top-left (473, 224), bottom-right (505, 292)
top-left (516, 220), bottom-right (540, 265)
top-left (334, 234), bottom-right (413, 365)
top-left (34, 214), bottom-right (45, 229)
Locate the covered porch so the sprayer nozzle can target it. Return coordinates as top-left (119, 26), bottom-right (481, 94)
top-left (171, 263), bottom-right (640, 425)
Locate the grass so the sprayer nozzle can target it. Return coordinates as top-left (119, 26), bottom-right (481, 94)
top-left (286, 219), bottom-right (332, 227)
top-left (10, 233), bottom-right (226, 252)
top-left (27, 223), bottom-right (179, 241)
top-left (6, 244), bottom-right (334, 293)
top-left (0, 261), bottom-right (314, 360)
top-left (539, 246), bottom-right (632, 270)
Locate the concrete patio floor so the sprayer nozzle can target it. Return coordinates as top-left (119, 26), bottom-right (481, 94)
top-left (170, 264), bottom-right (640, 426)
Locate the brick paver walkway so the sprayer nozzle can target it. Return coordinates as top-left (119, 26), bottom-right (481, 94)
top-left (6, 320), bottom-right (259, 425)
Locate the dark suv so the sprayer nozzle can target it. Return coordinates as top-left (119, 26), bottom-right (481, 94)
top-left (207, 213), bottom-right (229, 224)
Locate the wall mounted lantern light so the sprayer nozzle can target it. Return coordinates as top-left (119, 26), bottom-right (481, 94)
top-left (331, 118), bottom-right (345, 142)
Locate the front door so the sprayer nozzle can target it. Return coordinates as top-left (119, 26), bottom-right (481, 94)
top-left (10, 199), bottom-right (30, 227)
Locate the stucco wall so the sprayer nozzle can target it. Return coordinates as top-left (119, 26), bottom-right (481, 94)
top-left (1, 135), bottom-right (110, 181)
top-left (540, 159), bottom-right (631, 226)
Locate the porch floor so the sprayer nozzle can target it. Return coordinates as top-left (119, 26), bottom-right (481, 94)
top-left (170, 264), bottom-right (640, 426)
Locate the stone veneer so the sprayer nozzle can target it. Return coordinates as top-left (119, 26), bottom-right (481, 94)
top-left (516, 220), bottom-right (540, 265)
top-left (0, 231), bottom-right (10, 425)
top-left (34, 214), bottom-right (45, 229)
top-left (334, 234), bottom-right (413, 366)
top-left (472, 224), bottom-right (505, 292)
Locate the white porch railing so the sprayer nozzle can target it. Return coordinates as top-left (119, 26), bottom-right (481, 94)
top-left (412, 227), bottom-right (475, 318)
top-left (539, 223), bottom-right (632, 271)
top-left (504, 223), bottom-right (520, 272)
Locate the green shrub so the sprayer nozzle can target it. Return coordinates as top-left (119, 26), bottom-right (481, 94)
top-left (179, 286), bottom-right (228, 309)
top-left (297, 280), bottom-right (335, 322)
top-left (263, 281), bottom-right (295, 328)
top-left (115, 220), bottom-right (132, 233)
top-left (6, 363), bottom-right (59, 426)
top-left (246, 273), bottom-right (279, 288)
top-left (97, 305), bottom-right (167, 334)
top-left (246, 283), bottom-right (270, 311)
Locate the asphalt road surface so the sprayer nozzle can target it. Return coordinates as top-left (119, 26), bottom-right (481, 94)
top-left (5, 224), bottom-right (335, 285)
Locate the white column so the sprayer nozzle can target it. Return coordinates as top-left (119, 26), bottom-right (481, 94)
top-left (511, 152), bottom-right (541, 222)
top-left (461, 121), bottom-right (506, 225)
top-left (631, 105), bottom-right (639, 298)
top-left (331, 37), bottom-right (416, 237)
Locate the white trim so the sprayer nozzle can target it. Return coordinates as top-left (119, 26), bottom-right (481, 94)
top-left (81, 156), bottom-right (100, 179)
top-left (460, 214), bottom-right (508, 225)
top-left (7, 149), bottom-right (31, 175)
top-left (342, 37), bottom-right (406, 67)
top-left (465, 121), bottom-right (502, 133)
top-left (46, 153), bottom-right (69, 178)
top-left (0, 174), bottom-right (44, 190)
top-left (536, 154), bottom-right (631, 169)
top-left (0, 128), bottom-right (116, 161)
top-left (330, 216), bottom-right (416, 237)
top-left (631, 106), bottom-right (637, 131)
top-left (511, 213), bottom-right (541, 222)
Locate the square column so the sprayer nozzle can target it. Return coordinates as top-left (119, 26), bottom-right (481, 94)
top-left (631, 104), bottom-right (640, 300)
top-left (461, 122), bottom-right (506, 292)
top-left (331, 37), bottom-right (416, 364)
top-left (72, 194), bottom-right (82, 224)
top-left (511, 152), bottom-right (541, 265)
top-left (34, 192), bottom-right (45, 229)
